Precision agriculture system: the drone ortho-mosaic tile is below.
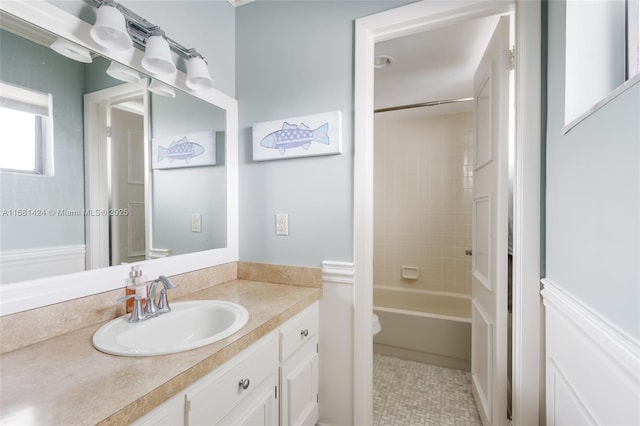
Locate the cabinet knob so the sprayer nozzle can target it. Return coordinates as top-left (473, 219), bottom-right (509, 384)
top-left (238, 378), bottom-right (250, 390)
top-left (300, 329), bottom-right (309, 337)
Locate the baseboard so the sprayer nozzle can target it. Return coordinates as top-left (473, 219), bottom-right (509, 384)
top-left (0, 245), bottom-right (85, 284)
top-left (541, 278), bottom-right (640, 425)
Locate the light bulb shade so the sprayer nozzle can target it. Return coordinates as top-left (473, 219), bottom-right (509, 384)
top-left (50, 37), bottom-right (92, 63)
top-left (148, 79), bottom-right (176, 98)
top-left (141, 36), bottom-right (176, 76)
top-left (90, 4), bottom-right (132, 51)
top-left (106, 61), bottom-right (140, 83)
top-left (185, 56), bottom-right (214, 92)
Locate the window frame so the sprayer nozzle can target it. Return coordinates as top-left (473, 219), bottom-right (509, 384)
top-left (0, 81), bottom-right (54, 176)
top-left (563, 0), bottom-right (640, 134)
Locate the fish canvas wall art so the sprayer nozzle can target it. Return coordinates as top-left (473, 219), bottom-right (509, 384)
top-left (252, 111), bottom-right (342, 161)
top-left (152, 131), bottom-right (216, 169)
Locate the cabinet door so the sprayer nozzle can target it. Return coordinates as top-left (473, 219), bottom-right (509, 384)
top-left (186, 333), bottom-right (278, 425)
top-left (218, 374), bottom-right (278, 426)
top-left (280, 343), bottom-right (318, 426)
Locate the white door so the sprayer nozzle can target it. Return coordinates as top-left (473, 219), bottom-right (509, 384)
top-left (110, 106), bottom-right (145, 265)
top-left (470, 15), bottom-right (511, 426)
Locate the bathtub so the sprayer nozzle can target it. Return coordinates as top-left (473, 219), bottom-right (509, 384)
top-left (373, 286), bottom-right (472, 371)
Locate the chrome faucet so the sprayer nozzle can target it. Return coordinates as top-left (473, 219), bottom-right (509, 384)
top-left (146, 275), bottom-right (178, 317)
top-left (117, 276), bottom-right (178, 322)
top-left (117, 294), bottom-right (146, 323)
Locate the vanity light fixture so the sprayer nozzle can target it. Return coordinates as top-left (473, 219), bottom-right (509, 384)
top-left (148, 79), bottom-right (176, 98)
top-left (141, 34), bottom-right (176, 76)
top-left (186, 54), bottom-right (214, 91)
top-left (106, 61), bottom-right (140, 83)
top-left (50, 37), bottom-right (93, 63)
top-left (90, 0), bottom-right (214, 91)
top-left (90, 1), bottom-right (132, 51)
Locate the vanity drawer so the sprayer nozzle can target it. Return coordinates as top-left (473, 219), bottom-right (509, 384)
top-left (280, 302), bottom-right (319, 362)
top-left (186, 332), bottom-right (278, 425)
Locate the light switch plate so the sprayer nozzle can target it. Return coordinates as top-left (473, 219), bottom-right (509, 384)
top-left (191, 213), bottom-right (202, 233)
top-left (276, 213), bottom-right (288, 236)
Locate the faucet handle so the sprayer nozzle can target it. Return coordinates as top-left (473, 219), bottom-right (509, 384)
top-left (157, 282), bottom-right (178, 312)
top-left (157, 275), bottom-right (178, 289)
top-left (117, 294), bottom-right (146, 322)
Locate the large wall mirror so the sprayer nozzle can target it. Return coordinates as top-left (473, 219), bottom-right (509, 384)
top-left (0, 2), bottom-right (239, 315)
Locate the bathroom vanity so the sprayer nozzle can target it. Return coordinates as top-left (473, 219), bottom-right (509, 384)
top-left (134, 298), bottom-right (319, 426)
top-left (0, 279), bottom-right (321, 425)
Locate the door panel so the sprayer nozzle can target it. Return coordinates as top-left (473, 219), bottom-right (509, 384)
top-left (110, 107), bottom-right (145, 265)
top-left (471, 15), bottom-right (510, 426)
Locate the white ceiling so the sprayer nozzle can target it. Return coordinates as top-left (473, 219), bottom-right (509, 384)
top-left (374, 14), bottom-right (501, 117)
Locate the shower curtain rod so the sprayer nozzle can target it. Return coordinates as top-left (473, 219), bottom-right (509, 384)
top-left (374, 97), bottom-right (473, 113)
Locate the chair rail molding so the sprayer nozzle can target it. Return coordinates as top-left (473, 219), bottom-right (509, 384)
top-left (321, 261), bottom-right (355, 285)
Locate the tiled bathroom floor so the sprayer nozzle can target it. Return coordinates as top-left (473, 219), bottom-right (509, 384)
top-left (373, 354), bottom-right (482, 426)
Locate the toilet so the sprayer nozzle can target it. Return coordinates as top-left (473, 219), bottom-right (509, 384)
top-left (372, 313), bottom-right (382, 336)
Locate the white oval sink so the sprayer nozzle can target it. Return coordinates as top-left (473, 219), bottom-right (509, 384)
top-left (92, 300), bottom-right (249, 356)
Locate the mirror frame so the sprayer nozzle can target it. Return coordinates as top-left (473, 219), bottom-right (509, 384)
top-left (0, 0), bottom-right (239, 316)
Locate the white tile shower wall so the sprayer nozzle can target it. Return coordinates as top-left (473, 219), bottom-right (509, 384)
top-left (374, 112), bottom-right (473, 295)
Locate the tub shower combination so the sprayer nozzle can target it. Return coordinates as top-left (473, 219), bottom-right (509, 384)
top-left (373, 286), bottom-right (471, 371)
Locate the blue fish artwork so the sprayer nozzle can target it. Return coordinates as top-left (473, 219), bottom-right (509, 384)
top-left (157, 137), bottom-right (205, 163)
top-left (260, 122), bottom-right (330, 155)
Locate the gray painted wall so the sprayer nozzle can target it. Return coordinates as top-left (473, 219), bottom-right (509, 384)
top-left (151, 91), bottom-right (227, 255)
top-left (0, 29), bottom-right (85, 250)
top-left (545, 0), bottom-right (640, 339)
top-left (236, 0), bottom-right (414, 267)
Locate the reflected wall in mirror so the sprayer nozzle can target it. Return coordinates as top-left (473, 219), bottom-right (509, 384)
top-left (0, 12), bottom-right (227, 285)
top-left (150, 90), bottom-right (227, 257)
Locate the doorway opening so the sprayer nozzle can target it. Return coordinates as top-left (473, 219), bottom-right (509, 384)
top-left (354, 2), bottom-right (542, 425)
top-left (83, 80), bottom-right (149, 270)
top-left (107, 97), bottom-right (146, 266)
top-left (370, 12), bottom-right (512, 425)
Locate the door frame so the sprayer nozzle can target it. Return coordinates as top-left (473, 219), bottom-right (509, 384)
top-left (84, 80), bottom-right (149, 269)
top-left (353, 1), bottom-right (542, 425)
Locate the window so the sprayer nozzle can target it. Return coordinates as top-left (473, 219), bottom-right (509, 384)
top-left (0, 81), bottom-right (53, 175)
top-left (564, 0), bottom-right (640, 129)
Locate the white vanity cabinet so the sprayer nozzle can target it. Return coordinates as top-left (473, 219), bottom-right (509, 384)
top-left (132, 301), bottom-right (319, 426)
top-left (186, 332), bottom-right (279, 425)
top-left (279, 302), bottom-right (319, 426)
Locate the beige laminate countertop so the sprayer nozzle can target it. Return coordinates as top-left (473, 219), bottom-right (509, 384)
top-left (0, 279), bottom-right (321, 425)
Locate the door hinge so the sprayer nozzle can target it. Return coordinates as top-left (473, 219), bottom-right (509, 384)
top-left (540, 280), bottom-right (545, 291)
top-left (317, 393), bottom-right (319, 403)
top-left (275, 385), bottom-right (278, 399)
top-left (105, 126), bottom-right (112, 137)
top-left (508, 47), bottom-right (515, 70)
top-left (316, 343), bottom-right (319, 353)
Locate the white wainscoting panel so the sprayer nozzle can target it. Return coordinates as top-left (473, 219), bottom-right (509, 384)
top-left (319, 261), bottom-right (355, 426)
top-left (542, 279), bottom-right (640, 425)
top-left (0, 245), bottom-right (85, 285)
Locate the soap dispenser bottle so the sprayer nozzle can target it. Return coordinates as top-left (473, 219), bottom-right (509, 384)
top-left (125, 267), bottom-right (137, 313)
top-left (133, 266), bottom-right (147, 311)
top-left (125, 266), bottom-right (147, 313)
